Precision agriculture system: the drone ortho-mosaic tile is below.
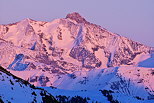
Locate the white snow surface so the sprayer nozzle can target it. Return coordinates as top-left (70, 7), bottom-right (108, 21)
top-left (0, 68), bottom-right (56, 103)
top-left (9, 66), bottom-right (154, 102)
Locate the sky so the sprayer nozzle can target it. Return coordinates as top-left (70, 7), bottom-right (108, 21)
top-left (0, 0), bottom-right (154, 47)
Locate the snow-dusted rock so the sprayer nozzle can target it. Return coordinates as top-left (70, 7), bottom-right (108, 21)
top-left (0, 12), bottom-right (153, 103)
top-left (0, 66), bottom-right (57, 103)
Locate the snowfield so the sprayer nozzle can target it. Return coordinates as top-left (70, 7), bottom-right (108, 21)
top-left (0, 66), bottom-right (57, 103)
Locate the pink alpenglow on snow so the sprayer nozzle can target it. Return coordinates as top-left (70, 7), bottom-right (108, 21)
top-left (0, 12), bottom-right (153, 103)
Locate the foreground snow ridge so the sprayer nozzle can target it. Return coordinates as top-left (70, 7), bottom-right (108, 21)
top-left (0, 66), bottom-right (58, 103)
top-left (0, 12), bottom-right (153, 103)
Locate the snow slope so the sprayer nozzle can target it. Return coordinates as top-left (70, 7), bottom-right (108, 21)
top-left (0, 66), bottom-right (57, 103)
top-left (8, 66), bottom-right (154, 102)
top-left (44, 87), bottom-right (154, 103)
top-left (0, 12), bottom-right (151, 71)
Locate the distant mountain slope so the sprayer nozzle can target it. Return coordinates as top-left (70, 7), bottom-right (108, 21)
top-left (0, 12), bottom-right (151, 72)
top-left (1, 65), bottom-right (154, 103)
top-left (10, 66), bottom-right (154, 100)
top-left (0, 66), bottom-right (58, 103)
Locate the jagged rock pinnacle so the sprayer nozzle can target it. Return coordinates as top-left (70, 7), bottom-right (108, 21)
top-left (66, 12), bottom-right (87, 23)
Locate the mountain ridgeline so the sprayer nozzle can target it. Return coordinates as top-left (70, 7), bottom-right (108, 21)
top-left (0, 66), bottom-right (58, 103)
top-left (0, 12), bottom-right (151, 71)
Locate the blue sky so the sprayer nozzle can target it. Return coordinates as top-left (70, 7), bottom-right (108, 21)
top-left (0, 0), bottom-right (154, 47)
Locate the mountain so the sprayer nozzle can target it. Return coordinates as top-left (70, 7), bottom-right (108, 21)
top-left (0, 12), bottom-right (151, 70)
top-left (0, 12), bottom-right (154, 103)
top-left (0, 66), bottom-right (58, 103)
top-left (8, 66), bottom-right (154, 102)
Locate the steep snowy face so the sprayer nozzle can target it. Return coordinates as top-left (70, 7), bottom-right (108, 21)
top-left (0, 66), bottom-right (57, 103)
top-left (0, 12), bottom-right (151, 72)
top-left (66, 12), bottom-right (151, 67)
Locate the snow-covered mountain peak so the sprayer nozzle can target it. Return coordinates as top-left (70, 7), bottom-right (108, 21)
top-left (19, 18), bottom-right (35, 24)
top-left (23, 18), bottom-right (33, 22)
top-left (66, 12), bottom-right (88, 24)
top-left (0, 12), bottom-right (151, 70)
top-left (0, 13), bottom-right (154, 103)
top-left (19, 18), bottom-right (48, 27)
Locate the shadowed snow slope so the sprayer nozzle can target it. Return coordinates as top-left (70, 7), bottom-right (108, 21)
top-left (138, 53), bottom-right (154, 68)
top-left (0, 66), bottom-right (58, 103)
